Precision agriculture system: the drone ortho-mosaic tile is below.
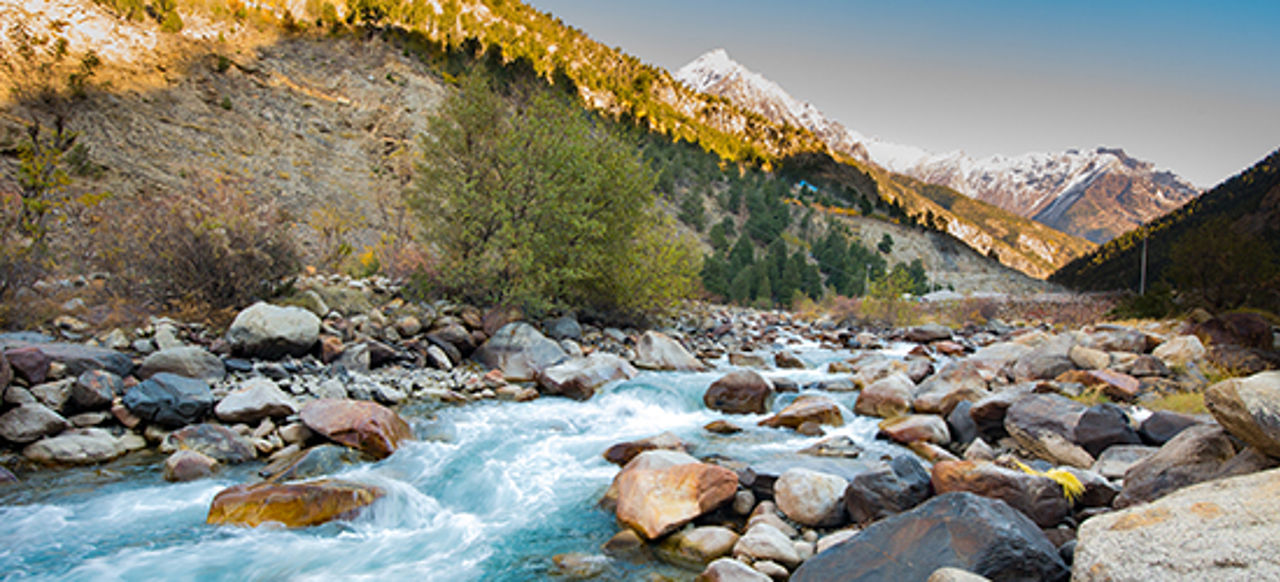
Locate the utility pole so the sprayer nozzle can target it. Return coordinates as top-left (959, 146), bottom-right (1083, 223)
top-left (1139, 231), bottom-right (1148, 296)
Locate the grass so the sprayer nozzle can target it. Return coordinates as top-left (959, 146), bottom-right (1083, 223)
top-left (1141, 391), bottom-right (1208, 415)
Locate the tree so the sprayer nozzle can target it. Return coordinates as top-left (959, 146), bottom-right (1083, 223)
top-left (877, 233), bottom-right (894, 254)
top-left (1168, 218), bottom-right (1277, 310)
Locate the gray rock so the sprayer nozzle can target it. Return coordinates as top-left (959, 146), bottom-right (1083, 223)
top-left (1204, 371), bottom-right (1280, 457)
top-left (844, 455), bottom-right (933, 525)
top-left (473, 322), bottom-right (567, 382)
top-left (23, 428), bottom-right (126, 465)
top-left (1009, 334), bottom-right (1076, 381)
top-left (0, 403), bottom-right (69, 443)
top-left (215, 378), bottom-right (299, 423)
top-left (733, 523), bottom-right (801, 568)
top-left (913, 361), bottom-right (992, 415)
top-left (1004, 393), bottom-right (1094, 468)
top-left (1075, 466), bottom-right (1280, 581)
top-left (904, 323), bottom-right (953, 343)
top-left (1074, 403), bottom-right (1141, 458)
top-left (1138, 410), bottom-right (1204, 446)
top-left (71, 370), bottom-right (123, 411)
top-left (1091, 444), bottom-right (1158, 480)
top-left (927, 568), bottom-right (992, 582)
top-left (537, 353), bottom-right (637, 400)
top-left (698, 558), bottom-right (771, 582)
top-left (139, 347), bottom-right (225, 382)
top-left (163, 423), bottom-right (256, 463)
top-left (163, 449), bottom-right (219, 482)
top-left (1113, 424), bottom-right (1236, 508)
top-left (545, 315), bottom-right (582, 341)
top-left (12, 343), bottom-right (133, 378)
top-left (30, 379), bottom-right (74, 414)
top-left (123, 373), bottom-right (214, 428)
top-left (260, 443), bottom-right (368, 482)
top-left (774, 468), bottom-right (848, 527)
top-left (226, 302), bottom-right (321, 359)
top-left (633, 331), bottom-right (705, 371)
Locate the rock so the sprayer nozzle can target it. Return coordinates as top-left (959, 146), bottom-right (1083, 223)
top-left (633, 331), bottom-right (706, 371)
top-left (843, 455), bottom-right (933, 525)
top-left (905, 323), bottom-right (953, 343)
top-left (537, 353), bottom-right (637, 400)
top-left (550, 553), bottom-right (608, 579)
top-left (968, 385), bottom-right (1033, 442)
top-left (1153, 335), bottom-right (1206, 367)
top-left (1191, 312), bottom-right (1273, 350)
top-left (164, 423), bottom-right (256, 463)
top-left (878, 414), bottom-right (950, 446)
top-left (30, 379), bottom-right (75, 413)
top-left (729, 351), bottom-right (769, 369)
top-left (759, 394), bottom-right (843, 429)
top-left (70, 370), bottom-right (122, 411)
top-left (481, 305), bottom-right (523, 337)
top-left (799, 435), bottom-right (863, 458)
top-left (964, 438), bottom-right (996, 461)
top-left (1086, 369), bottom-right (1143, 401)
top-left (855, 373), bottom-right (915, 418)
top-left (319, 335), bottom-right (345, 364)
top-left (774, 351), bottom-right (806, 369)
top-left (1074, 466), bottom-right (1280, 581)
top-left (614, 460), bottom-right (738, 540)
top-left (226, 302), bottom-right (321, 359)
top-left (705, 420), bottom-right (743, 434)
top-left (1003, 393), bottom-right (1094, 468)
top-left (299, 399), bottom-right (413, 460)
top-left (697, 558), bottom-right (771, 582)
top-left (846, 356), bottom-right (907, 389)
top-left (67, 411), bottom-right (109, 427)
top-left (928, 568), bottom-right (992, 582)
top-left (705, 370), bottom-right (774, 414)
top-left (602, 528), bottom-right (648, 561)
top-left (261, 443), bottom-right (368, 482)
top-left (1138, 410), bottom-right (1204, 446)
top-left (774, 468), bottom-right (848, 527)
top-left (1074, 403), bottom-right (1141, 458)
top-left (0, 351), bottom-right (10, 389)
top-left (3, 347), bottom-right (50, 385)
top-left (1113, 424), bottom-right (1236, 508)
top-left (752, 560), bottom-right (789, 580)
top-left (1204, 371), bottom-right (1280, 457)
top-left (946, 400), bottom-right (978, 446)
top-left (1061, 466), bottom-right (1121, 507)
top-left (206, 479), bottom-right (383, 527)
top-left (473, 322), bottom-right (567, 382)
top-left (423, 344), bottom-right (453, 371)
top-left (1122, 355), bottom-right (1171, 378)
top-left (1069, 344), bottom-right (1111, 370)
top-left (138, 347), bottom-right (225, 382)
top-left (816, 529), bottom-right (858, 554)
top-left (733, 523), bottom-right (801, 568)
top-left (930, 460), bottom-right (1071, 528)
top-left (1089, 325), bottom-right (1154, 353)
top-left (545, 315), bottom-right (582, 341)
top-left (0, 403), bottom-right (69, 443)
top-left (123, 373), bottom-right (214, 428)
top-left (1009, 334), bottom-right (1076, 381)
top-left (657, 525), bottom-right (740, 569)
top-left (792, 492), bottom-right (1068, 582)
top-left (906, 358), bottom-right (935, 383)
top-left (912, 361), bottom-right (992, 415)
top-left (733, 490), bottom-right (755, 514)
top-left (1091, 444), bottom-right (1159, 480)
top-left (603, 431), bottom-right (687, 466)
top-left (393, 315), bottom-right (422, 338)
top-left (164, 449), bottom-right (219, 482)
top-left (23, 428), bottom-right (126, 465)
top-left (215, 378), bottom-right (299, 423)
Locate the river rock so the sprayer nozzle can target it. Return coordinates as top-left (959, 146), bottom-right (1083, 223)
top-left (1074, 403), bottom-right (1141, 458)
top-left (1074, 466), bottom-right (1280, 581)
top-left (774, 468), bottom-right (848, 527)
top-left (733, 522), bottom-right (801, 568)
top-left (123, 373), bottom-right (214, 428)
top-left (791, 492), bottom-right (1068, 582)
top-left (0, 351), bottom-right (10, 389)
top-left (70, 370), bottom-right (122, 411)
top-left (843, 455), bottom-right (933, 525)
top-left (1153, 335), bottom-right (1206, 367)
top-left (544, 315), bottom-right (582, 341)
top-left (913, 361), bottom-right (992, 415)
top-left (847, 356), bottom-right (907, 389)
top-left (138, 347), bottom-right (225, 382)
top-left (1138, 410), bottom-right (1204, 445)
top-left (473, 322), bottom-right (567, 382)
top-left (30, 379), bottom-right (74, 413)
top-left (1061, 466), bottom-right (1121, 507)
top-left (1088, 325), bottom-right (1154, 353)
top-left (774, 351), bottom-right (806, 369)
top-left (1003, 393), bottom-right (1094, 468)
top-left (855, 373), bottom-right (915, 418)
top-left (657, 525), bottom-right (740, 569)
top-left (633, 331), bottom-right (706, 371)
top-left (1091, 444), bottom-right (1158, 480)
top-left (614, 460), bottom-right (738, 540)
top-left (261, 443), bottom-right (368, 482)
top-left (930, 460), bottom-right (1071, 528)
top-left (226, 302), bottom-right (321, 359)
top-left (602, 449), bottom-right (700, 509)
top-left (206, 479), bottom-right (384, 527)
top-left (1190, 312), bottom-right (1273, 350)
top-left (697, 558), bottom-right (771, 582)
top-left (23, 428), bottom-right (126, 465)
top-left (905, 323), bottom-right (952, 343)
top-left (927, 568), bottom-right (992, 582)
top-left (0, 403), bottom-right (69, 443)
top-left (215, 378), bottom-right (299, 423)
top-left (4, 346), bottom-right (51, 384)
top-left (603, 431), bottom-right (687, 466)
top-left (759, 394), bottom-right (843, 430)
top-left (299, 398), bottom-right (412, 460)
top-left (537, 352), bottom-right (637, 400)
top-left (1204, 371), bottom-right (1280, 457)
top-left (879, 414), bottom-right (950, 445)
top-left (164, 423), bottom-right (256, 463)
top-left (729, 351), bottom-right (769, 369)
top-left (1009, 334), bottom-right (1076, 381)
top-left (946, 400), bottom-right (978, 445)
top-left (1113, 423), bottom-right (1236, 508)
top-left (968, 385), bottom-right (1032, 442)
top-left (704, 370), bottom-right (773, 414)
top-left (1069, 344), bottom-right (1111, 370)
top-left (164, 449), bottom-right (219, 482)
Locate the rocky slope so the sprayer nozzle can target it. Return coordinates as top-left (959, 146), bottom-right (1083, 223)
top-left (676, 49), bottom-right (1200, 244)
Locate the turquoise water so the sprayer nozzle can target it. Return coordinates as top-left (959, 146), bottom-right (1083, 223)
top-left (0, 343), bottom-right (907, 581)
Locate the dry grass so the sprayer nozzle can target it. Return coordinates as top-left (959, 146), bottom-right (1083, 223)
top-left (1141, 391), bottom-right (1208, 415)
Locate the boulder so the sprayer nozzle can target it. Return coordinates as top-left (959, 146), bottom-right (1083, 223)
top-left (0, 403), bottom-right (69, 443)
top-left (261, 444), bottom-right (368, 482)
top-left (1122, 355), bottom-right (1171, 378)
top-left (847, 356), bottom-right (908, 389)
top-left (1003, 393), bottom-right (1094, 468)
top-left (1138, 410), bottom-right (1203, 446)
top-left (0, 351), bottom-right (10, 389)
top-left (1009, 334), bottom-right (1076, 381)
top-left (774, 468), bottom-right (848, 527)
top-left (855, 373), bottom-right (915, 418)
top-left (602, 449), bottom-right (700, 509)
top-left (843, 455), bottom-right (933, 525)
top-left (1074, 467), bottom-right (1280, 581)
top-left (930, 460), bottom-right (1071, 528)
top-left (657, 526), bottom-right (739, 569)
top-left (23, 428), bottom-right (126, 465)
top-left (728, 352), bottom-right (769, 369)
top-left (946, 400), bottom-right (978, 446)
top-left (1204, 371), bottom-right (1280, 457)
top-left (968, 385), bottom-right (1033, 442)
top-left (1088, 325), bottom-right (1155, 353)
top-left (614, 461), bottom-right (738, 540)
top-left (905, 323), bottom-right (952, 343)
top-left (123, 373), bottom-right (214, 428)
top-left (473, 322), bottom-right (567, 382)
top-left (774, 351), bottom-right (806, 369)
top-left (70, 370), bottom-right (122, 411)
top-left (759, 394), bottom-right (843, 430)
top-left (226, 302), bottom-right (321, 359)
top-left (912, 361), bottom-right (991, 415)
top-left (603, 431), bottom-right (687, 466)
top-left (4, 346), bottom-right (52, 385)
top-left (878, 414), bottom-right (950, 446)
top-left (537, 353), bottom-right (637, 400)
top-left (697, 558), bottom-right (771, 582)
top-left (704, 370), bottom-right (773, 414)
top-left (1061, 466), bottom-right (1121, 507)
top-left (206, 479), bottom-right (384, 527)
top-left (1091, 444), bottom-right (1159, 480)
top-left (1084, 369), bottom-right (1142, 401)
top-left (1191, 312), bottom-right (1273, 350)
top-left (1074, 403), bottom-right (1141, 458)
top-left (1069, 345), bottom-right (1111, 370)
top-left (927, 568), bottom-right (992, 582)
top-left (215, 378), bottom-right (299, 423)
top-left (732, 522), bottom-right (801, 568)
top-left (164, 449), bottom-right (219, 482)
top-left (164, 423), bottom-right (257, 463)
top-left (30, 379), bottom-right (74, 414)
top-left (791, 493), bottom-right (1068, 582)
top-left (633, 331), bottom-right (706, 371)
top-left (1113, 424), bottom-right (1236, 508)
top-left (299, 399), bottom-right (413, 460)
top-left (545, 315), bottom-right (582, 341)
top-left (29, 343), bottom-right (133, 378)
top-left (1152, 335), bottom-right (1206, 367)
top-left (138, 347), bottom-right (225, 382)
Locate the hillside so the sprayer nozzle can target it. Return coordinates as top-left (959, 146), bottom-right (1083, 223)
top-left (1051, 148), bottom-right (1280, 310)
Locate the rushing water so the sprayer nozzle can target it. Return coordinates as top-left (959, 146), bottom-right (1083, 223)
top-left (0, 342), bottom-right (910, 581)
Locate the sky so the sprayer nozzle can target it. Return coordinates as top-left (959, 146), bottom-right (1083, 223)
top-left (525, 0), bottom-right (1280, 187)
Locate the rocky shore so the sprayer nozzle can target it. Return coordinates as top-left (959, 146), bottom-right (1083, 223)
top-left (3, 275), bottom-right (1280, 581)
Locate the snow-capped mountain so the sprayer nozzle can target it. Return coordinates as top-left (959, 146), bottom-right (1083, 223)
top-left (675, 49), bottom-right (1201, 243)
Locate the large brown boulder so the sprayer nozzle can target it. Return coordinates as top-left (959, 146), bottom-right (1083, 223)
top-left (1003, 393), bottom-right (1094, 468)
top-left (879, 414), bottom-right (950, 446)
top-left (704, 370), bottom-right (773, 414)
top-left (614, 460), bottom-right (738, 540)
top-left (1113, 423), bottom-right (1237, 508)
top-left (855, 373), bottom-right (915, 418)
top-left (299, 399), bottom-right (413, 460)
top-left (930, 460), bottom-right (1071, 528)
top-left (759, 394), bottom-right (843, 430)
top-left (1204, 371), bottom-right (1280, 457)
top-left (206, 479), bottom-right (384, 527)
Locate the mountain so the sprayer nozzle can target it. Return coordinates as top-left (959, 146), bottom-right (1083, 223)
top-left (675, 49), bottom-right (1200, 244)
top-left (1051, 148), bottom-right (1280, 310)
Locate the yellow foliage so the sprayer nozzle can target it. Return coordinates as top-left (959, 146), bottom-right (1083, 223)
top-left (1013, 460), bottom-right (1086, 504)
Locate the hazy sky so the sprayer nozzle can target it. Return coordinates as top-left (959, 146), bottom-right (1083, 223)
top-left (525, 0), bottom-right (1280, 187)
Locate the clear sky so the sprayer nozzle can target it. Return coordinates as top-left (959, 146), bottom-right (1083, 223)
top-left (525, 0), bottom-right (1280, 187)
